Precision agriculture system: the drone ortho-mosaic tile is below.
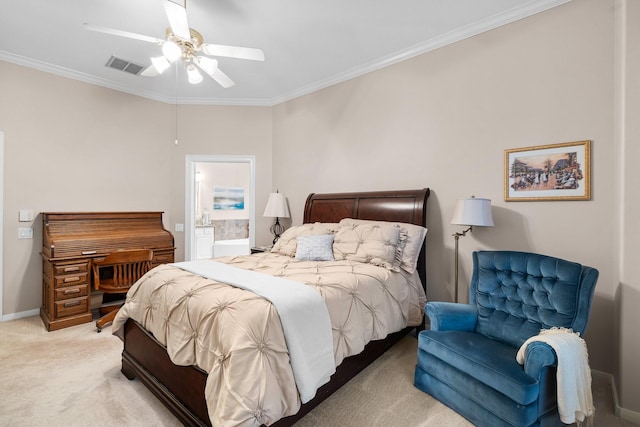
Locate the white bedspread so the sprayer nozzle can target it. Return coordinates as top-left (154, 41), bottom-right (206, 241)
top-left (112, 253), bottom-right (426, 426)
top-left (173, 260), bottom-right (335, 403)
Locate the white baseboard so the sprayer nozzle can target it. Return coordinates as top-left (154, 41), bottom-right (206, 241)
top-left (1, 308), bottom-right (39, 322)
top-left (592, 369), bottom-right (640, 424)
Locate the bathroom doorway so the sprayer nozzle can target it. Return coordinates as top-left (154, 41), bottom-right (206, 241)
top-left (185, 155), bottom-right (255, 261)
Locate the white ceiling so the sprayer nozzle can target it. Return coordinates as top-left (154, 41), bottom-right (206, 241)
top-left (0, 0), bottom-right (570, 106)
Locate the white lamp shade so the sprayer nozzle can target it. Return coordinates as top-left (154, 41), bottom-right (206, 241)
top-left (451, 197), bottom-right (494, 227)
top-left (263, 192), bottom-right (290, 218)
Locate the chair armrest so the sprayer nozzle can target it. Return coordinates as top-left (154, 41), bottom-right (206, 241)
top-left (425, 302), bottom-right (478, 331)
top-left (523, 341), bottom-right (558, 378)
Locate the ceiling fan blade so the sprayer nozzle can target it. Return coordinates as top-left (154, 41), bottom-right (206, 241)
top-left (140, 65), bottom-right (159, 77)
top-left (150, 57), bottom-right (172, 74)
top-left (140, 57), bottom-right (173, 77)
top-left (163, 0), bottom-right (191, 40)
top-left (209, 67), bottom-right (235, 88)
top-left (196, 61), bottom-right (235, 88)
top-left (201, 44), bottom-right (265, 61)
top-left (83, 23), bottom-right (163, 44)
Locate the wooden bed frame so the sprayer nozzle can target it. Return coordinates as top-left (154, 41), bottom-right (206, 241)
top-left (120, 188), bottom-right (430, 426)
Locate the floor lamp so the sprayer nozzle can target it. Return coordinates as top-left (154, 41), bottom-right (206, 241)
top-left (263, 191), bottom-right (290, 245)
top-left (451, 196), bottom-right (494, 302)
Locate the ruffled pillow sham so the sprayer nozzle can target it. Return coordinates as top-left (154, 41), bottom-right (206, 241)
top-left (339, 218), bottom-right (427, 274)
top-left (332, 223), bottom-right (401, 270)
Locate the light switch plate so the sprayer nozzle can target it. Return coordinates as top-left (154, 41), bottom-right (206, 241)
top-left (19, 210), bottom-right (34, 222)
top-left (175, 223), bottom-right (184, 232)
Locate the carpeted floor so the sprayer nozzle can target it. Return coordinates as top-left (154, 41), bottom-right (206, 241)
top-left (0, 316), bottom-right (635, 427)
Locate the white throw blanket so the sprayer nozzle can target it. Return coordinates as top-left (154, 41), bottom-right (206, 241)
top-left (172, 260), bottom-right (336, 403)
top-left (516, 327), bottom-right (594, 425)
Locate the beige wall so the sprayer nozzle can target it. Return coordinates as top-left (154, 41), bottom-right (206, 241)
top-left (163, 104), bottom-right (273, 261)
top-left (0, 61), bottom-right (273, 314)
top-left (618, 0), bottom-right (640, 414)
top-left (0, 63), bottom-right (170, 314)
top-left (1, 0), bottom-right (638, 418)
top-left (275, 0), bottom-right (615, 368)
top-left (273, 0), bottom-right (633, 408)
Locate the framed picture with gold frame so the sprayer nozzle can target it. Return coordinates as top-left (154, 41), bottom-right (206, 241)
top-left (504, 140), bottom-right (591, 201)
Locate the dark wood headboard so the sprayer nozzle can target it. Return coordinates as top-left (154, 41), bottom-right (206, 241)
top-left (303, 188), bottom-right (430, 287)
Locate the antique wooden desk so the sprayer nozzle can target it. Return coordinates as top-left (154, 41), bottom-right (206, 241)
top-left (40, 212), bottom-right (175, 331)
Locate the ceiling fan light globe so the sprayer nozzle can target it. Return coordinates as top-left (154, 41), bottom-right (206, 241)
top-left (151, 56), bottom-right (171, 74)
top-left (162, 41), bottom-right (182, 62)
top-left (188, 73), bottom-right (203, 84)
top-left (187, 64), bottom-right (203, 84)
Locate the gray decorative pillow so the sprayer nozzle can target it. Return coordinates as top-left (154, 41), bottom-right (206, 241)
top-left (271, 223), bottom-right (340, 257)
top-left (295, 234), bottom-right (335, 261)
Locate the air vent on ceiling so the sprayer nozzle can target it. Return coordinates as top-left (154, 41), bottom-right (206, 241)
top-left (105, 56), bottom-right (145, 76)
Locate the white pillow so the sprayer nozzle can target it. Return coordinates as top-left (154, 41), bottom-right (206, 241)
top-left (339, 218), bottom-right (427, 273)
top-left (295, 234), bottom-right (335, 261)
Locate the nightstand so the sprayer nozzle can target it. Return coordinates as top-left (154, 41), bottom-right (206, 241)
top-left (251, 246), bottom-right (272, 254)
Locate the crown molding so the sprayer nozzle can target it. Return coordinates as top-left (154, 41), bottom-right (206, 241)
top-left (270, 0), bottom-right (573, 105)
top-left (0, 50), bottom-right (172, 102)
top-left (0, 51), bottom-right (274, 106)
top-left (2, 0), bottom-right (573, 107)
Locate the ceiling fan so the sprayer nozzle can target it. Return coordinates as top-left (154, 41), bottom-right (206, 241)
top-left (84, 0), bottom-right (264, 88)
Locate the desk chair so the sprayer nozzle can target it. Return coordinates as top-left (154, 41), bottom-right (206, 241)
top-left (93, 249), bottom-right (153, 332)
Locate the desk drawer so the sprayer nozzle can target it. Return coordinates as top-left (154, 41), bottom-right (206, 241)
top-left (54, 284), bottom-right (89, 301)
top-left (54, 296), bottom-right (89, 318)
top-left (54, 262), bottom-right (89, 276)
top-left (54, 272), bottom-right (89, 288)
top-left (153, 250), bottom-right (174, 265)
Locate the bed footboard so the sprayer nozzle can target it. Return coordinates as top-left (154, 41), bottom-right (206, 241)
top-left (122, 318), bottom-right (413, 427)
top-left (122, 319), bottom-right (209, 426)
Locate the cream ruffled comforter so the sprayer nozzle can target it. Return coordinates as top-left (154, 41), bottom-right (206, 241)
top-left (112, 252), bottom-right (426, 427)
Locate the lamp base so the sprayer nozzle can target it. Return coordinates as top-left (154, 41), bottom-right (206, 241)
top-left (453, 226), bottom-right (473, 303)
top-left (270, 217), bottom-right (284, 245)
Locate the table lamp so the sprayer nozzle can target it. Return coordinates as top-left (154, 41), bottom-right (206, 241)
top-left (263, 191), bottom-right (290, 245)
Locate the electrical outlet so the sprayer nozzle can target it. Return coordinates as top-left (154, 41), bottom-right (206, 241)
top-left (18, 227), bottom-right (33, 239)
top-left (175, 223), bottom-right (184, 232)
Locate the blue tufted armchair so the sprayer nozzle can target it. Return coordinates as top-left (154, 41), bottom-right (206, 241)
top-left (414, 251), bottom-right (598, 427)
